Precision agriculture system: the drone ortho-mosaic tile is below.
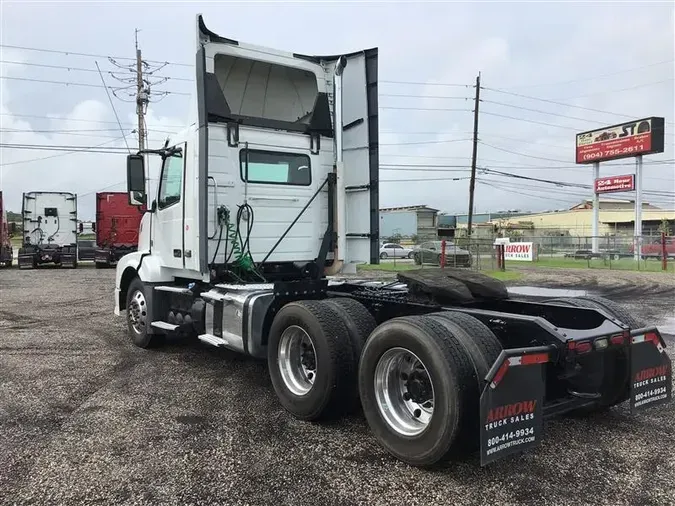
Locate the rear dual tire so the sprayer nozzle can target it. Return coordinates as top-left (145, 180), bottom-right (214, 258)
top-left (267, 300), bottom-right (359, 421)
top-left (358, 312), bottom-right (502, 467)
top-left (268, 298), bottom-right (377, 420)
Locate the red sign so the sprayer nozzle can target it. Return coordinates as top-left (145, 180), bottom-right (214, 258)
top-left (576, 117), bottom-right (665, 164)
top-left (594, 174), bottom-right (635, 194)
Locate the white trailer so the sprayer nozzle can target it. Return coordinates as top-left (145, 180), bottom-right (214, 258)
top-left (19, 191), bottom-right (78, 269)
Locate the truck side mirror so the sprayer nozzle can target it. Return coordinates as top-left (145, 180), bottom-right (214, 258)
top-left (10, 222), bottom-right (17, 235)
top-left (127, 154), bottom-right (147, 206)
top-left (79, 222), bottom-right (83, 233)
top-left (92, 223), bottom-right (96, 232)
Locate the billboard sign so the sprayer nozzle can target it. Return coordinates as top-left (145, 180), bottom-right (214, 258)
top-left (594, 174), bottom-right (635, 194)
top-left (504, 242), bottom-right (534, 262)
top-left (576, 117), bottom-right (665, 164)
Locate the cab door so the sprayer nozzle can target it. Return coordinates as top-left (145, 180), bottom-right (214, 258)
top-left (153, 146), bottom-right (186, 270)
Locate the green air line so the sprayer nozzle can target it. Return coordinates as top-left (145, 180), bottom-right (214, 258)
top-left (226, 220), bottom-right (254, 272)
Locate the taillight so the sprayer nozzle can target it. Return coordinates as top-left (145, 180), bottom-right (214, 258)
top-left (610, 334), bottom-right (625, 345)
top-left (568, 340), bottom-right (592, 354)
top-left (576, 341), bottom-right (592, 353)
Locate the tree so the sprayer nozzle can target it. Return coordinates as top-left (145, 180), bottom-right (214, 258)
top-left (657, 219), bottom-right (673, 236)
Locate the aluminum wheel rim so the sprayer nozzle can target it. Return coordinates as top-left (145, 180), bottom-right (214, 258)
top-left (128, 289), bottom-right (147, 334)
top-left (278, 325), bottom-right (317, 396)
top-left (374, 347), bottom-right (435, 436)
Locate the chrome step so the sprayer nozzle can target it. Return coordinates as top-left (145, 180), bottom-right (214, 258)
top-left (198, 334), bottom-right (227, 347)
top-left (151, 321), bottom-right (179, 331)
top-left (154, 286), bottom-right (193, 294)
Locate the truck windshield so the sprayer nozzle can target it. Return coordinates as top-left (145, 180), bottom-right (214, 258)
top-left (240, 149), bottom-right (311, 186)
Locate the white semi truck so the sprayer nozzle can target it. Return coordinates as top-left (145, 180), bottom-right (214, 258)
top-left (114, 15), bottom-right (671, 467)
top-left (19, 191), bottom-right (78, 269)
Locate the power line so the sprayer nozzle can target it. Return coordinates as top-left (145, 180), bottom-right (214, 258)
top-left (0, 142), bottom-right (130, 152)
top-left (0, 112), bottom-right (183, 130)
top-left (0, 75), bottom-right (190, 96)
top-left (0, 136), bottom-right (130, 167)
top-left (380, 138), bottom-right (472, 147)
top-left (0, 127), bottom-right (124, 134)
top-left (479, 141), bottom-right (572, 163)
top-left (478, 133), bottom-right (569, 150)
top-left (482, 87), bottom-right (645, 121)
top-left (96, 60), bottom-right (132, 154)
top-left (481, 100), bottom-right (605, 125)
top-left (381, 80), bottom-right (470, 87)
top-left (380, 176), bottom-right (471, 183)
top-left (478, 111), bottom-right (580, 130)
top-left (0, 59), bottom-right (192, 82)
top-left (0, 43), bottom-right (192, 68)
top-left (380, 106), bottom-right (472, 112)
top-left (380, 93), bottom-right (470, 100)
top-left (559, 78), bottom-right (675, 100)
top-left (501, 60), bottom-right (675, 90)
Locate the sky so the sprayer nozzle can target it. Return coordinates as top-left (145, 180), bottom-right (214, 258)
top-left (1, 0), bottom-right (674, 220)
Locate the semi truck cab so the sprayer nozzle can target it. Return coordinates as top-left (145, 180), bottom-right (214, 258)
top-left (113, 15), bottom-right (671, 469)
top-left (115, 15), bottom-right (378, 313)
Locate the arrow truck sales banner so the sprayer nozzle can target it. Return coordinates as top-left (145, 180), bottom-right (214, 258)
top-left (594, 174), bottom-right (635, 194)
top-left (576, 117), bottom-right (665, 164)
top-left (504, 242), bottom-right (534, 261)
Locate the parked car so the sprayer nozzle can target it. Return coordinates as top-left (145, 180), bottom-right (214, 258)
top-left (631, 236), bottom-right (675, 259)
top-left (77, 239), bottom-right (97, 261)
top-left (379, 242), bottom-right (414, 259)
top-left (413, 240), bottom-right (472, 267)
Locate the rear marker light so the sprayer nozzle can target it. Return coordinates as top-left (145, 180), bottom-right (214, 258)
top-left (610, 335), bottom-right (624, 346)
top-left (594, 338), bottom-right (609, 350)
top-left (575, 341), bottom-right (592, 354)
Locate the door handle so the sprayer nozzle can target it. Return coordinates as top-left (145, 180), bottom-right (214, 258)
top-left (173, 249), bottom-right (182, 258)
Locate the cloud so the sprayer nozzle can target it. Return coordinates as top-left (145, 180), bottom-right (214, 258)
top-left (0, 49), bottom-right (184, 219)
top-left (0, 1), bottom-right (673, 221)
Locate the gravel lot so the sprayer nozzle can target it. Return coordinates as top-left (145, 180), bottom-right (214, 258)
top-left (1, 265), bottom-right (673, 506)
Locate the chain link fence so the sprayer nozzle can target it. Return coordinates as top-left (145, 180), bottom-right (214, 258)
top-left (376, 235), bottom-right (674, 273)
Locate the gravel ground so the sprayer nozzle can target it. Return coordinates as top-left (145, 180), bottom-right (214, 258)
top-left (0, 265), bottom-right (673, 506)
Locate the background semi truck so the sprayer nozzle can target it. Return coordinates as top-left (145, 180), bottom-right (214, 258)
top-left (113, 15), bottom-right (672, 468)
top-left (93, 192), bottom-right (145, 268)
top-left (0, 191), bottom-right (13, 267)
top-left (18, 191), bottom-right (78, 269)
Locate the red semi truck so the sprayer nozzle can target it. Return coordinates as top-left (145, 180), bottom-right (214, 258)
top-left (93, 192), bottom-right (145, 268)
top-left (0, 191), bottom-right (14, 267)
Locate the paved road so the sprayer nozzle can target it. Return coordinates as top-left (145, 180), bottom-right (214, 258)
top-left (0, 266), bottom-right (673, 505)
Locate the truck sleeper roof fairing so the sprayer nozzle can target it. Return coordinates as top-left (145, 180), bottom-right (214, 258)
top-left (194, 14), bottom-right (380, 274)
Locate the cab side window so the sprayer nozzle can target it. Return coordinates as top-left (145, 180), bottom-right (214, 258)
top-left (240, 149), bottom-right (311, 186)
top-left (158, 152), bottom-right (184, 209)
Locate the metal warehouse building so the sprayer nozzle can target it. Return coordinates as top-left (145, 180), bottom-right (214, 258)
top-left (379, 205), bottom-right (439, 241)
top-left (490, 200), bottom-right (674, 236)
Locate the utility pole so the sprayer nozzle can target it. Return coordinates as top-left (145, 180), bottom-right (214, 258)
top-left (466, 72), bottom-right (481, 238)
top-left (135, 29), bottom-right (148, 154)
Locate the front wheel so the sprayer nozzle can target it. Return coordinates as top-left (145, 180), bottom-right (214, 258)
top-left (126, 277), bottom-right (164, 349)
top-left (407, 252), bottom-right (414, 259)
top-left (380, 252), bottom-right (388, 259)
top-left (413, 253), bottom-right (422, 265)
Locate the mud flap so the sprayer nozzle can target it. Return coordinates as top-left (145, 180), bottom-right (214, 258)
top-left (629, 327), bottom-right (672, 413)
top-left (479, 346), bottom-right (554, 466)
